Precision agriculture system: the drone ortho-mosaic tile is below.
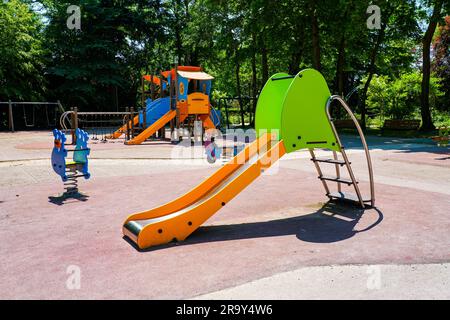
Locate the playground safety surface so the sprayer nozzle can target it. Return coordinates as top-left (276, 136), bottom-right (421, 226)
top-left (0, 131), bottom-right (449, 299)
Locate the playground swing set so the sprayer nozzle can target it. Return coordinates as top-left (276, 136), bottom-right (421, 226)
top-left (50, 68), bottom-right (375, 249)
top-left (1, 101), bottom-right (65, 132)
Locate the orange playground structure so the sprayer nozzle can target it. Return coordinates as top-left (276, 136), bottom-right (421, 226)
top-left (109, 66), bottom-right (220, 145)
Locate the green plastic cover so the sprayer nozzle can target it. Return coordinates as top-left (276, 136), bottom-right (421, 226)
top-left (281, 69), bottom-right (340, 153)
top-left (255, 73), bottom-right (295, 139)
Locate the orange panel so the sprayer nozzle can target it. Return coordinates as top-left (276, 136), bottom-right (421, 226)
top-left (187, 93), bottom-right (210, 115)
top-left (200, 115), bottom-right (215, 129)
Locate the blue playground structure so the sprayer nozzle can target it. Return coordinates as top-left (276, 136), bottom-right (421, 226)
top-left (52, 128), bottom-right (90, 194)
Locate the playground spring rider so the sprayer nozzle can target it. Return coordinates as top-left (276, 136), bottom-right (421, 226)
top-left (52, 128), bottom-right (91, 194)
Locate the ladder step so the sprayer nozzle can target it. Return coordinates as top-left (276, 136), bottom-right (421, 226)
top-left (327, 192), bottom-right (371, 203)
top-left (312, 158), bottom-right (347, 165)
top-left (319, 176), bottom-right (356, 185)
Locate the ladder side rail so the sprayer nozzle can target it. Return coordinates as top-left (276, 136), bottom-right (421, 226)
top-left (326, 95), bottom-right (375, 207)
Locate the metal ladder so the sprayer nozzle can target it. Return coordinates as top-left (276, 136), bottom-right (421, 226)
top-left (310, 95), bottom-right (375, 208)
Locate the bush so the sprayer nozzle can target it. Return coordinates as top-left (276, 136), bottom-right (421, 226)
top-left (364, 72), bottom-right (444, 120)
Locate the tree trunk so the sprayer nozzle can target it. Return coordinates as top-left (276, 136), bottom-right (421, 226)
top-left (335, 34), bottom-right (346, 96)
top-left (251, 47), bottom-right (257, 126)
top-left (310, 0), bottom-right (321, 71)
top-left (173, 0), bottom-right (183, 64)
top-left (235, 47), bottom-right (245, 128)
top-left (288, 26), bottom-right (304, 75)
top-left (420, 0), bottom-right (443, 131)
top-left (359, 23), bottom-right (386, 130)
top-left (260, 34), bottom-right (269, 87)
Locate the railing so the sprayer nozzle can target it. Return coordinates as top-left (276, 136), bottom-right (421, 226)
top-left (326, 95), bottom-right (375, 207)
top-left (59, 108), bottom-right (137, 144)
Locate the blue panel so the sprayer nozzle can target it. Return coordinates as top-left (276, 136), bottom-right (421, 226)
top-left (210, 108), bottom-right (222, 128)
top-left (199, 80), bottom-right (212, 96)
top-left (51, 129), bottom-right (68, 182)
top-left (178, 75), bottom-right (189, 101)
top-left (139, 97), bottom-right (171, 127)
top-left (73, 128), bottom-right (91, 179)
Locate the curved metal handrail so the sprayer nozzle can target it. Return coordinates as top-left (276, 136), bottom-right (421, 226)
top-left (60, 111), bottom-right (74, 131)
top-left (326, 95), bottom-right (375, 207)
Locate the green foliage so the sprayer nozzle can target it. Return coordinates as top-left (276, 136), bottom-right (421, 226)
top-left (0, 0), bottom-right (46, 100)
top-left (365, 72), bottom-right (444, 119)
top-left (0, 0), bottom-right (448, 132)
top-left (43, 0), bottom-right (166, 110)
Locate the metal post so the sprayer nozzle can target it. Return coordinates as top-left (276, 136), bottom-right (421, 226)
top-left (175, 64), bottom-right (180, 134)
top-left (224, 99), bottom-right (230, 130)
top-left (130, 107), bottom-right (135, 138)
top-left (71, 107), bottom-right (78, 145)
top-left (142, 76), bottom-right (147, 130)
top-left (57, 100), bottom-right (65, 113)
top-left (8, 100), bottom-right (14, 132)
top-left (151, 74), bottom-right (156, 100)
top-left (125, 107), bottom-right (130, 141)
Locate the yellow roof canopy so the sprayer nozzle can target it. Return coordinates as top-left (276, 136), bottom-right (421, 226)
top-left (177, 70), bottom-right (214, 80)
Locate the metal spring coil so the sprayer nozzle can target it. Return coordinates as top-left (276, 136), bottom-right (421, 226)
top-left (64, 170), bottom-right (79, 194)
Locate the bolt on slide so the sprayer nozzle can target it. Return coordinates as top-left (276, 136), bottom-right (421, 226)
top-left (122, 69), bottom-right (375, 250)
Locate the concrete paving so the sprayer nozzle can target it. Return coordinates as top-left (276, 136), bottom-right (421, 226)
top-left (0, 130), bottom-right (449, 299)
top-left (193, 263), bottom-right (450, 300)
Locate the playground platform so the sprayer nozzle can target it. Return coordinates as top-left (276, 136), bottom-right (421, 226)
top-left (0, 131), bottom-right (449, 299)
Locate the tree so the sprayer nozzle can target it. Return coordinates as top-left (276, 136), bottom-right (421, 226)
top-left (0, 0), bottom-right (46, 101)
top-left (43, 0), bottom-right (165, 110)
top-left (358, 0), bottom-right (419, 129)
top-left (420, 0), bottom-right (444, 131)
top-left (432, 16), bottom-right (450, 113)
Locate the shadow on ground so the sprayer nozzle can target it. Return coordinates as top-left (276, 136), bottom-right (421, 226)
top-left (340, 134), bottom-right (448, 157)
top-left (48, 192), bottom-right (90, 205)
top-left (125, 201), bottom-right (383, 252)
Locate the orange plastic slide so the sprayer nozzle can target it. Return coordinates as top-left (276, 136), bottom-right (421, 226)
top-left (125, 110), bottom-right (177, 145)
top-left (108, 115), bottom-right (139, 139)
top-left (122, 133), bottom-right (286, 249)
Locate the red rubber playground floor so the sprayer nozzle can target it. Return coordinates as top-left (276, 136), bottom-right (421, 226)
top-left (0, 131), bottom-right (449, 299)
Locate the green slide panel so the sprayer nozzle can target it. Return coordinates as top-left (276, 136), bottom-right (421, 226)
top-left (255, 73), bottom-right (295, 139)
top-left (281, 69), bottom-right (340, 153)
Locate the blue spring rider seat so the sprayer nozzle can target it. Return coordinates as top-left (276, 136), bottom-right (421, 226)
top-left (52, 128), bottom-right (90, 193)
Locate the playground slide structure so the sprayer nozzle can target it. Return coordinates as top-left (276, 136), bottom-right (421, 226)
top-left (123, 68), bottom-right (375, 250)
top-left (125, 109), bottom-right (177, 145)
top-left (110, 66), bottom-right (221, 145)
top-left (109, 97), bottom-right (171, 140)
